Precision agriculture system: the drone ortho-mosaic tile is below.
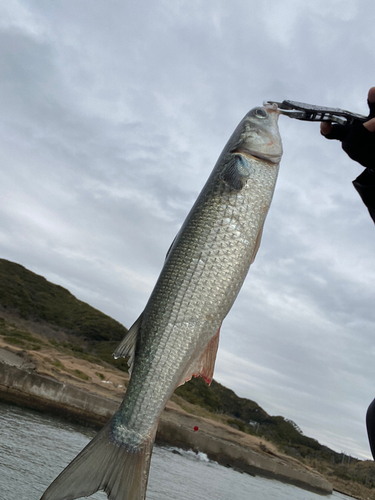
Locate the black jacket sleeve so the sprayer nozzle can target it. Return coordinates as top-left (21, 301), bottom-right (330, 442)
top-left (353, 168), bottom-right (375, 223)
top-left (323, 99), bottom-right (375, 222)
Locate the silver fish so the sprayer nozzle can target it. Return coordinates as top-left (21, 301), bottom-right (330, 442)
top-left (40, 103), bottom-right (282, 500)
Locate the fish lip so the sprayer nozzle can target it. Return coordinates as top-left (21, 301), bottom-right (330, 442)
top-left (233, 148), bottom-right (281, 164)
top-left (263, 101), bottom-right (282, 116)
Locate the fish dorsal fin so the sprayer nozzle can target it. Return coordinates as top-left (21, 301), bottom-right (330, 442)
top-left (220, 154), bottom-right (251, 190)
top-left (177, 325), bottom-right (221, 388)
top-left (113, 313), bottom-right (143, 376)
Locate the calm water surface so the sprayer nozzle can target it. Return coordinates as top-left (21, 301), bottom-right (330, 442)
top-left (0, 402), bottom-right (352, 500)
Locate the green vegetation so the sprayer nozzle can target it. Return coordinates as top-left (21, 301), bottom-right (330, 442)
top-left (175, 380), bottom-right (337, 464)
top-left (0, 258), bottom-right (130, 371)
top-left (51, 359), bottom-right (65, 370)
top-left (175, 376), bottom-right (353, 466)
top-left (0, 259), bottom-right (127, 342)
top-left (0, 317), bottom-right (44, 351)
top-left (175, 376), bottom-right (268, 422)
top-left (72, 369), bottom-right (90, 381)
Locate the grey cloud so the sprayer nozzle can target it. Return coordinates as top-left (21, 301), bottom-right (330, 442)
top-left (1, 0), bottom-right (375, 459)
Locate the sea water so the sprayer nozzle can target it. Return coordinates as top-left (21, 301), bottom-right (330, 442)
top-left (0, 402), bottom-right (352, 500)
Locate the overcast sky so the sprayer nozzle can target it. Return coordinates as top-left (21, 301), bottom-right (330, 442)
top-left (1, 0), bottom-right (375, 460)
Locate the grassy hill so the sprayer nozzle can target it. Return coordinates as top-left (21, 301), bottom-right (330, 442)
top-left (1, 257), bottom-right (375, 497)
top-left (0, 259), bottom-right (127, 342)
top-left (0, 258), bottom-right (130, 370)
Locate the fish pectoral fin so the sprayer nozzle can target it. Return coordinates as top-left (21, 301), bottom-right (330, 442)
top-left (113, 313), bottom-right (143, 375)
top-left (220, 154), bottom-right (251, 190)
top-left (177, 325), bottom-right (221, 388)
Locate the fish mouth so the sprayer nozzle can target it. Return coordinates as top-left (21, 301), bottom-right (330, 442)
top-left (263, 102), bottom-right (282, 116)
top-left (233, 147), bottom-right (281, 164)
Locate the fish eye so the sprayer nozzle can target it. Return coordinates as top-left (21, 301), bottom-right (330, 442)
top-left (253, 107), bottom-right (267, 119)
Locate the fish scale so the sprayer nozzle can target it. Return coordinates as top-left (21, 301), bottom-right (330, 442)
top-left (115, 162), bottom-right (279, 445)
top-left (40, 103), bottom-right (282, 500)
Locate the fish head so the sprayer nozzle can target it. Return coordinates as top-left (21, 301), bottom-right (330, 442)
top-left (232, 103), bottom-right (283, 164)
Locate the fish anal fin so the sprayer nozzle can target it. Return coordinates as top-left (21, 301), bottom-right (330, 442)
top-left (113, 313), bottom-right (143, 376)
top-left (177, 325), bottom-right (221, 388)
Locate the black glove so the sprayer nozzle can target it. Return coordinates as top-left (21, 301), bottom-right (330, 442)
top-left (324, 100), bottom-right (375, 169)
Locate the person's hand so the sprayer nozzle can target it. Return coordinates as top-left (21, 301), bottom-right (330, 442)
top-left (320, 87), bottom-right (375, 169)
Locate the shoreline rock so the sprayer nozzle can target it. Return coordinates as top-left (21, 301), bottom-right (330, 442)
top-left (0, 350), bottom-right (332, 495)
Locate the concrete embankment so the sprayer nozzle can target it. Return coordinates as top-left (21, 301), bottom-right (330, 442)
top-left (0, 352), bottom-right (332, 495)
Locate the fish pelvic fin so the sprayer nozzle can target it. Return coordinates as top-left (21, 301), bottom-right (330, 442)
top-left (113, 313), bottom-right (143, 376)
top-left (178, 325), bottom-right (221, 387)
top-left (40, 417), bottom-right (154, 500)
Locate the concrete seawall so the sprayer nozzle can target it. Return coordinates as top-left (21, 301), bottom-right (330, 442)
top-left (0, 362), bottom-right (119, 427)
top-left (0, 358), bottom-right (332, 495)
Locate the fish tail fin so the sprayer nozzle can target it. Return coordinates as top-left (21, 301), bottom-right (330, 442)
top-left (40, 418), bottom-right (154, 500)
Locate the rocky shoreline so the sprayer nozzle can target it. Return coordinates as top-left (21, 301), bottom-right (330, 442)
top-left (0, 346), bottom-right (332, 495)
